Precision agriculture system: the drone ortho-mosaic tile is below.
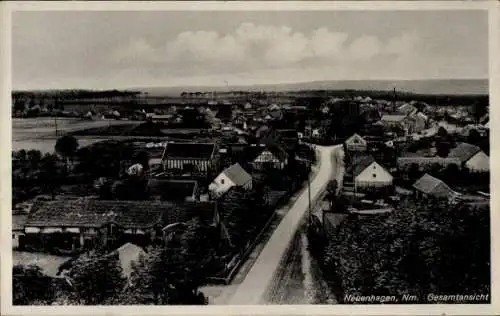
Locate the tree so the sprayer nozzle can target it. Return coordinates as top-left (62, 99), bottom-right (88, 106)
top-left (219, 187), bottom-right (265, 249)
top-left (27, 150), bottom-right (42, 168)
top-left (66, 251), bottom-right (126, 305)
top-left (40, 153), bottom-right (63, 199)
top-left (435, 139), bottom-right (451, 158)
top-left (55, 135), bottom-right (79, 170)
top-left (322, 198), bottom-right (490, 303)
top-left (112, 220), bottom-right (210, 305)
top-left (467, 129), bottom-right (481, 146)
top-left (326, 179), bottom-right (338, 206)
top-left (133, 150), bottom-right (151, 171)
top-left (13, 265), bottom-right (56, 305)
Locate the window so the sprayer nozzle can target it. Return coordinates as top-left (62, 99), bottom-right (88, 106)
top-left (221, 179), bottom-right (225, 184)
top-left (373, 173), bottom-right (377, 178)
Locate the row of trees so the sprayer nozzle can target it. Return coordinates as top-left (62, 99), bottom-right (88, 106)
top-left (313, 198), bottom-right (490, 302)
top-left (14, 219), bottom-right (211, 305)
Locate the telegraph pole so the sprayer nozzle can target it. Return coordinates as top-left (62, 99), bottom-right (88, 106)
top-left (296, 155), bottom-right (313, 227)
top-left (54, 97), bottom-right (59, 136)
top-left (307, 163), bottom-right (312, 226)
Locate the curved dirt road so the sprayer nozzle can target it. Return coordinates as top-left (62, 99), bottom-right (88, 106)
top-left (228, 144), bottom-right (340, 305)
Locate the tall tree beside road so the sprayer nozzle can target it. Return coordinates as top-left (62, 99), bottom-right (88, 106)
top-left (219, 187), bottom-right (265, 249)
top-left (55, 135), bottom-right (79, 171)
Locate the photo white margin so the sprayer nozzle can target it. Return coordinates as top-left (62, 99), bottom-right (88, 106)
top-left (1, 1), bottom-right (498, 315)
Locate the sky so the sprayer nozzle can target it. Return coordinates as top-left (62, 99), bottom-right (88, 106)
top-left (12, 10), bottom-right (488, 90)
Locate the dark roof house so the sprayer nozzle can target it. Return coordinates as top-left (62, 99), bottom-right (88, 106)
top-left (448, 143), bottom-right (482, 163)
top-left (222, 163), bottom-right (252, 186)
top-left (162, 142), bottom-right (216, 160)
top-left (346, 155), bottom-right (377, 177)
top-left (412, 174), bottom-right (456, 198)
top-left (26, 199), bottom-right (217, 229)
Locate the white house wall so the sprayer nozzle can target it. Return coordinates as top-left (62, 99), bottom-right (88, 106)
top-left (210, 173), bottom-right (236, 196)
top-left (466, 151), bottom-right (490, 173)
top-left (355, 162), bottom-right (393, 187)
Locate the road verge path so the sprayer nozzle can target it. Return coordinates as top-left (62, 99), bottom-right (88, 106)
top-left (228, 145), bottom-right (337, 305)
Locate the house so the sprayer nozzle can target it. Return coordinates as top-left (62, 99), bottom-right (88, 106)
top-left (147, 179), bottom-right (200, 202)
top-left (12, 214), bottom-right (27, 249)
top-left (268, 104), bottom-right (281, 111)
top-left (379, 114), bottom-right (407, 129)
top-left (209, 163), bottom-right (252, 197)
top-left (22, 199), bottom-right (219, 252)
top-left (233, 115), bottom-right (247, 127)
top-left (405, 112), bottom-right (427, 134)
top-left (413, 173), bottom-right (458, 200)
top-left (150, 114), bottom-right (173, 122)
top-left (448, 143), bottom-right (489, 172)
top-left (161, 142), bottom-right (218, 174)
top-left (268, 109), bottom-right (283, 121)
top-left (249, 143), bottom-right (289, 171)
top-left (397, 103), bottom-right (418, 116)
top-left (344, 133), bottom-right (368, 152)
top-left (345, 155), bottom-right (393, 191)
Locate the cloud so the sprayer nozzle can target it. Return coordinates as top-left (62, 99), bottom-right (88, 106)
top-left (111, 22), bottom-right (419, 76)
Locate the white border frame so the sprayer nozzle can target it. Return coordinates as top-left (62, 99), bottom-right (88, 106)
top-left (1, 1), bottom-right (499, 315)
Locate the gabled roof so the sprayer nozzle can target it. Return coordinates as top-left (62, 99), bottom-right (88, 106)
top-left (398, 103), bottom-right (417, 115)
top-left (345, 133), bottom-right (367, 145)
top-left (26, 199), bottom-right (216, 229)
top-left (381, 115), bottom-right (406, 122)
top-left (248, 143), bottom-right (288, 162)
top-left (413, 174), bottom-right (455, 198)
top-left (162, 142), bottom-right (215, 160)
top-left (346, 155), bottom-right (377, 177)
top-left (222, 163), bottom-right (252, 186)
top-left (448, 143), bottom-right (482, 163)
top-left (27, 199), bottom-right (165, 229)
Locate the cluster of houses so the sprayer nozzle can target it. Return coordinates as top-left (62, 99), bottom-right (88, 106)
top-left (12, 118), bottom-right (300, 258)
top-left (341, 132), bottom-right (489, 199)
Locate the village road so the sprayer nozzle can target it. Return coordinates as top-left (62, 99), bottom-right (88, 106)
top-left (228, 144), bottom-right (342, 305)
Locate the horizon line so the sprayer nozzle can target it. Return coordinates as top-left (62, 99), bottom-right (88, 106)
top-left (12, 77), bottom-right (489, 92)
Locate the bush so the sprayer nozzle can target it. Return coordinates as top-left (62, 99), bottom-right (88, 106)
top-left (322, 198), bottom-right (490, 303)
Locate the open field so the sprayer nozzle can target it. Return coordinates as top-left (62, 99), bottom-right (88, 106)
top-left (12, 118), bottom-right (141, 153)
top-left (13, 118), bottom-right (140, 140)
